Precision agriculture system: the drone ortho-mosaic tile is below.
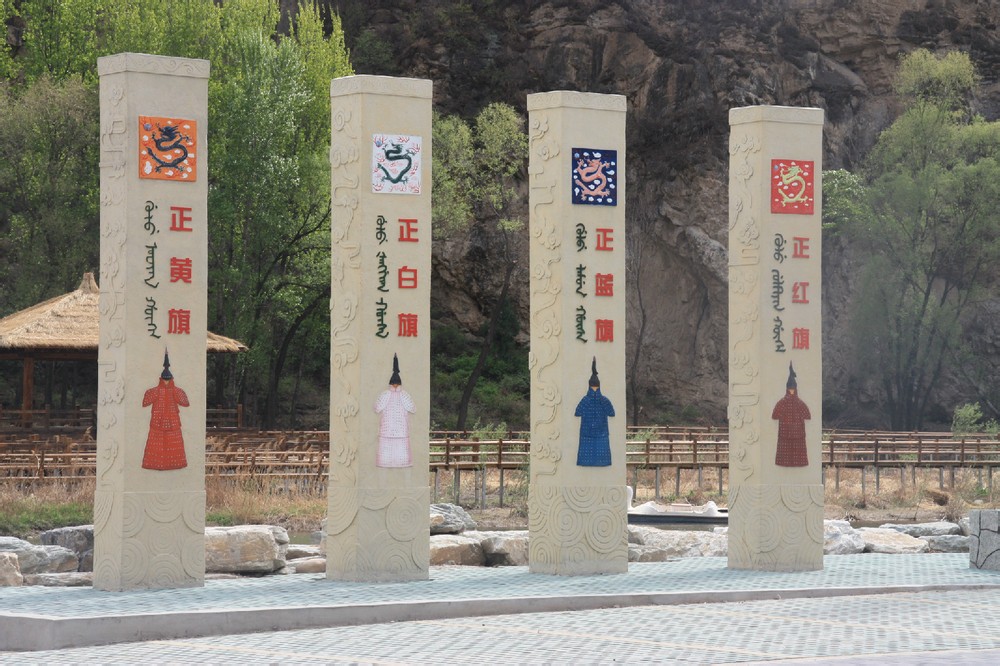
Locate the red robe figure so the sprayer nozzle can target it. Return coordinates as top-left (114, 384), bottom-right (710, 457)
top-left (772, 362), bottom-right (810, 467)
top-left (141, 351), bottom-right (189, 471)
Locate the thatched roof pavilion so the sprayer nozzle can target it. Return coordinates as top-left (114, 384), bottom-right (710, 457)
top-left (0, 272), bottom-right (247, 420)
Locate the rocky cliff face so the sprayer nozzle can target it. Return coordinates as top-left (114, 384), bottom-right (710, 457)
top-left (332, 0), bottom-right (1000, 425)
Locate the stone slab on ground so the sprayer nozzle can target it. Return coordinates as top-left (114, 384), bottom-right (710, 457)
top-left (920, 535), bottom-right (970, 553)
top-left (430, 534), bottom-right (485, 565)
top-left (879, 521), bottom-right (961, 537)
top-left (857, 527), bottom-right (930, 554)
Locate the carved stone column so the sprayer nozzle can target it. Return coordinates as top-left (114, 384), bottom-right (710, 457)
top-left (95, 53), bottom-right (209, 590)
top-left (728, 105), bottom-right (824, 571)
top-left (528, 91), bottom-right (628, 575)
top-left (327, 76), bottom-right (432, 582)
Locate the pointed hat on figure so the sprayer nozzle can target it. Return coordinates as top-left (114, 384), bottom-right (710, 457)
top-left (589, 356), bottom-right (600, 388)
top-left (161, 349), bottom-right (173, 381)
top-left (389, 353), bottom-right (402, 385)
top-left (786, 361), bottom-right (797, 390)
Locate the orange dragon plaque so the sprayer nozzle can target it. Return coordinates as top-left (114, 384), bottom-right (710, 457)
top-left (139, 116), bottom-right (197, 182)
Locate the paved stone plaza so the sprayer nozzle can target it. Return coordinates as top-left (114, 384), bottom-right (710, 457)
top-left (4, 554), bottom-right (1000, 662)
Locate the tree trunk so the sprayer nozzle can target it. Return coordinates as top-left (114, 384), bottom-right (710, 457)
top-left (455, 260), bottom-right (516, 432)
top-left (263, 289), bottom-right (327, 429)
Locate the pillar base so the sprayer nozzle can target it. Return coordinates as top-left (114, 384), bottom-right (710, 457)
top-left (528, 484), bottom-right (628, 576)
top-left (93, 489), bottom-right (205, 591)
top-left (325, 486), bottom-right (430, 582)
top-left (727, 483), bottom-right (823, 571)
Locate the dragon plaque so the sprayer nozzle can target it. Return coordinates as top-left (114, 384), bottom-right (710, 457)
top-left (138, 116), bottom-right (197, 182)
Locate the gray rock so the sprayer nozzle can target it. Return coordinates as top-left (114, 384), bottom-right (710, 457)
top-left (429, 534), bottom-right (485, 565)
top-left (824, 520), bottom-right (866, 555)
top-left (286, 544), bottom-right (322, 560)
top-left (22, 572), bottom-right (93, 587)
top-left (856, 527), bottom-right (930, 554)
top-left (959, 516), bottom-right (971, 536)
top-left (430, 503), bottom-right (478, 534)
top-left (628, 544), bottom-right (677, 563)
top-left (0, 536), bottom-right (78, 575)
top-left (920, 535), bottom-right (970, 553)
top-left (287, 557), bottom-right (326, 574)
top-left (40, 525), bottom-right (94, 556)
top-left (475, 530), bottom-right (529, 566)
top-left (0, 552), bottom-right (22, 586)
top-left (204, 525), bottom-right (289, 574)
top-left (878, 521), bottom-right (961, 537)
top-left (627, 526), bottom-right (727, 557)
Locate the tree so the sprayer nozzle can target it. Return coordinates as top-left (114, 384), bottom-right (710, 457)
top-left (835, 49), bottom-right (1000, 429)
top-left (1, 0), bottom-right (353, 427)
top-left (0, 76), bottom-right (99, 314)
top-left (432, 102), bottom-right (528, 431)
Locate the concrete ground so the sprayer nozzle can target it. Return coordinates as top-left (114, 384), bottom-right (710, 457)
top-left (3, 554), bottom-right (1000, 664)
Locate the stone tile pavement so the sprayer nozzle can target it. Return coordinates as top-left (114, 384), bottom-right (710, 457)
top-left (3, 553), bottom-right (1000, 663)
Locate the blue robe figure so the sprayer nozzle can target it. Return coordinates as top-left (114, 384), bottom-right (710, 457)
top-left (575, 357), bottom-right (615, 466)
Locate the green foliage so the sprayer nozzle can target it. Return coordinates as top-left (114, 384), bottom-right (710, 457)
top-left (432, 102), bottom-right (527, 236)
top-left (1, 0), bottom-right (353, 427)
top-left (952, 403), bottom-right (1000, 437)
top-left (894, 49), bottom-right (977, 112)
top-left (0, 499), bottom-right (92, 539)
top-left (840, 49), bottom-right (1000, 429)
top-left (821, 169), bottom-right (869, 235)
top-left (0, 77), bottom-right (99, 314)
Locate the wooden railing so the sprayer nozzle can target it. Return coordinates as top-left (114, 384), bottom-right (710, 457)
top-left (5, 428), bottom-right (1000, 495)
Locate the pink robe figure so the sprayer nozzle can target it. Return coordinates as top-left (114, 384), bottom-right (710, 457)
top-left (772, 388), bottom-right (810, 467)
top-left (141, 378), bottom-right (190, 470)
top-left (374, 385), bottom-right (415, 468)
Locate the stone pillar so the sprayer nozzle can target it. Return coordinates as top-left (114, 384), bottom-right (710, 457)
top-left (727, 105), bottom-right (824, 571)
top-left (527, 91), bottom-right (628, 575)
top-left (327, 76), bottom-right (431, 582)
top-left (95, 54), bottom-right (209, 590)
top-left (970, 509), bottom-right (1000, 570)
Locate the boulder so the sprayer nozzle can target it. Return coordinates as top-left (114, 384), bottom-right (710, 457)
top-left (430, 504), bottom-right (478, 534)
top-left (204, 525), bottom-right (289, 574)
top-left (878, 522), bottom-right (961, 537)
top-left (40, 525), bottom-right (94, 572)
top-left (40, 525), bottom-right (94, 555)
top-left (856, 527), bottom-right (930, 554)
top-left (287, 557), bottom-right (326, 574)
top-left (22, 572), bottom-right (93, 587)
top-left (920, 535), bottom-right (970, 553)
top-left (286, 544), bottom-right (322, 560)
top-left (824, 520), bottom-right (866, 555)
top-left (627, 526), bottom-right (727, 558)
top-left (476, 530), bottom-right (529, 566)
top-left (0, 552), bottom-right (23, 586)
top-left (429, 534), bottom-right (485, 565)
top-left (0, 536), bottom-right (78, 575)
top-left (628, 544), bottom-right (677, 563)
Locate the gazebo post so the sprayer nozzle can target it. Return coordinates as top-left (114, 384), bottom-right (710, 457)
top-left (21, 355), bottom-right (34, 426)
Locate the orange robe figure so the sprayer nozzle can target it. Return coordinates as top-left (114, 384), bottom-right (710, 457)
top-left (142, 354), bottom-right (189, 471)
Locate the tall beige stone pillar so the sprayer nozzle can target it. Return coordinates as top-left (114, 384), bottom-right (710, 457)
top-left (527, 92), bottom-right (628, 575)
top-left (327, 76), bottom-right (431, 582)
top-left (728, 105), bottom-right (824, 571)
top-left (95, 54), bottom-right (209, 590)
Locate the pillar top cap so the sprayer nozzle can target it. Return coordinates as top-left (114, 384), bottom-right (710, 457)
top-left (528, 91), bottom-right (627, 112)
top-left (331, 75), bottom-right (432, 99)
top-left (729, 105), bottom-right (825, 126)
top-left (97, 53), bottom-right (210, 78)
